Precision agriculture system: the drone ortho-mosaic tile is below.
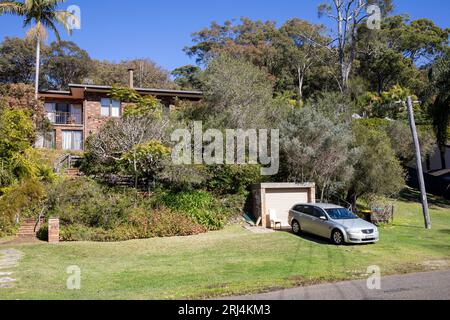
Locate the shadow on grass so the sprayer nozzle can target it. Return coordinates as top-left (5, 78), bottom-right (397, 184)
top-left (399, 188), bottom-right (450, 210)
top-left (391, 224), bottom-right (423, 229)
top-left (276, 229), bottom-right (334, 245)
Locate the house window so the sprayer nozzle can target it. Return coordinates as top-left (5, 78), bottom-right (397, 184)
top-left (101, 98), bottom-right (121, 117)
top-left (62, 130), bottom-right (83, 151)
top-left (43, 130), bottom-right (56, 149)
top-left (71, 104), bottom-right (83, 124)
top-left (56, 103), bottom-right (70, 113)
top-left (35, 130), bottom-right (56, 149)
top-left (111, 100), bottom-right (121, 117)
top-left (101, 98), bottom-right (110, 117)
top-left (45, 103), bottom-right (56, 113)
top-left (45, 102), bottom-right (83, 124)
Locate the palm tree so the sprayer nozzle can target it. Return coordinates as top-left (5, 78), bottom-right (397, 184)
top-left (0, 0), bottom-right (77, 98)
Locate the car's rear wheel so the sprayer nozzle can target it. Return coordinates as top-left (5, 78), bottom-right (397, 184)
top-left (331, 230), bottom-right (345, 245)
top-left (292, 220), bottom-right (301, 235)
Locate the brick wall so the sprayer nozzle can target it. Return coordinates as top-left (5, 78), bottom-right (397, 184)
top-left (48, 218), bottom-right (60, 243)
top-left (85, 100), bottom-right (107, 137)
top-left (84, 94), bottom-right (128, 140)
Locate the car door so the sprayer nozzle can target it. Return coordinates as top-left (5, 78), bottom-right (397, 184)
top-left (297, 205), bottom-right (315, 233)
top-left (309, 207), bottom-right (333, 238)
top-left (289, 205), bottom-right (302, 225)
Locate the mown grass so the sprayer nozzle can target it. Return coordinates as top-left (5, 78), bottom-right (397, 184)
top-left (1, 189), bottom-right (450, 300)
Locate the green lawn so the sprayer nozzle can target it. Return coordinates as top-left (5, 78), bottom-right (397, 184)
top-left (1, 190), bottom-right (450, 300)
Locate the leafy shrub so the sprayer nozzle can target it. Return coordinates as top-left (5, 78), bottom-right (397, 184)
top-left (37, 223), bottom-right (48, 241)
top-left (0, 83), bottom-right (47, 130)
top-left (355, 118), bottom-right (391, 130)
top-left (349, 122), bottom-right (405, 204)
top-left (0, 108), bottom-right (35, 158)
top-left (58, 208), bottom-right (205, 242)
top-left (207, 165), bottom-right (263, 194)
top-left (158, 190), bottom-right (227, 230)
top-left (46, 177), bottom-right (134, 230)
top-left (157, 162), bottom-right (209, 192)
top-left (147, 208), bottom-right (206, 238)
top-left (45, 178), bottom-right (208, 242)
top-left (220, 192), bottom-right (252, 221)
top-left (60, 224), bottom-right (104, 242)
top-left (0, 179), bottom-right (45, 237)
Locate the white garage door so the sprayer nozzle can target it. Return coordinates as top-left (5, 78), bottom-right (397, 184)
top-left (266, 189), bottom-right (309, 227)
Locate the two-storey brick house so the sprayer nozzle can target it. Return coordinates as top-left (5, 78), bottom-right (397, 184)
top-left (36, 71), bottom-right (203, 151)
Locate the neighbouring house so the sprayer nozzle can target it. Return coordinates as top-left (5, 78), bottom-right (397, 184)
top-left (35, 69), bottom-right (203, 151)
top-left (424, 145), bottom-right (450, 173)
top-left (407, 144), bottom-right (450, 199)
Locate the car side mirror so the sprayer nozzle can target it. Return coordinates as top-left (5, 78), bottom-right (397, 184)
top-left (320, 216), bottom-right (327, 221)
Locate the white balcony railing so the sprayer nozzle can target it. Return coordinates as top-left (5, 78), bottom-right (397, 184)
top-left (46, 112), bottom-right (82, 125)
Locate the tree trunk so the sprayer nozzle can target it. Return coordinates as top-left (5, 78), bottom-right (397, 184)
top-left (320, 187), bottom-right (325, 203)
top-left (34, 39), bottom-right (41, 100)
top-left (297, 66), bottom-right (304, 99)
top-left (133, 153), bottom-right (139, 205)
top-left (377, 77), bottom-right (383, 95)
top-left (346, 188), bottom-right (357, 212)
top-left (133, 154), bottom-right (138, 191)
top-left (341, 63), bottom-right (351, 92)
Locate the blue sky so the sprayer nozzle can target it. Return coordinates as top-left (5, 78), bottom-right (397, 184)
top-left (0, 0), bottom-right (449, 72)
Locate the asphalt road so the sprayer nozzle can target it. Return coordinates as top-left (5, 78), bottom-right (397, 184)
top-left (226, 270), bottom-right (450, 300)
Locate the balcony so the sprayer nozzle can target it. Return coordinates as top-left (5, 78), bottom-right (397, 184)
top-left (47, 112), bottom-right (83, 125)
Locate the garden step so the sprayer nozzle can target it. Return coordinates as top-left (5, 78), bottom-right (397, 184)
top-left (18, 219), bottom-right (43, 238)
top-left (65, 168), bottom-right (81, 178)
top-left (18, 229), bottom-right (36, 232)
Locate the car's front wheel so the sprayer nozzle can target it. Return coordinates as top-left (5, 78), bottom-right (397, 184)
top-left (292, 220), bottom-right (302, 235)
top-left (331, 230), bottom-right (345, 245)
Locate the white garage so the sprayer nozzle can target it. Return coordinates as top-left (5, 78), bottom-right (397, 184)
top-left (252, 183), bottom-right (316, 228)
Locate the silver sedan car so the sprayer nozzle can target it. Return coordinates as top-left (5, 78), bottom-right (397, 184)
top-left (288, 203), bottom-right (379, 245)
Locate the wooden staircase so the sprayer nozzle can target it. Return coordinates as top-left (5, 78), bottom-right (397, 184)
top-left (54, 154), bottom-right (83, 178)
top-left (65, 167), bottom-right (81, 178)
top-left (18, 217), bottom-right (44, 238)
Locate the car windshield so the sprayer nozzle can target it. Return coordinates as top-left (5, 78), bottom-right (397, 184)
top-left (325, 208), bottom-right (358, 220)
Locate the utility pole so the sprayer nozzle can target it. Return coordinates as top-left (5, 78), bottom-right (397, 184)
top-left (406, 96), bottom-right (431, 229)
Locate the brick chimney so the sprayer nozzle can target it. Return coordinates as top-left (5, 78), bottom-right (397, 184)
top-left (128, 68), bottom-right (134, 88)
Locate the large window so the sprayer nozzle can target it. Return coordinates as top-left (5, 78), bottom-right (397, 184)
top-left (101, 98), bottom-right (121, 117)
top-left (71, 104), bottom-right (83, 124)
top-left (43, 131), bottom-right (56, 149)
top-left (62, 130), bottom-right (83, 151)
top-left (45, 103), bottom-right (83, 124)
top-left (35, 130), bottom-right (56, 149)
